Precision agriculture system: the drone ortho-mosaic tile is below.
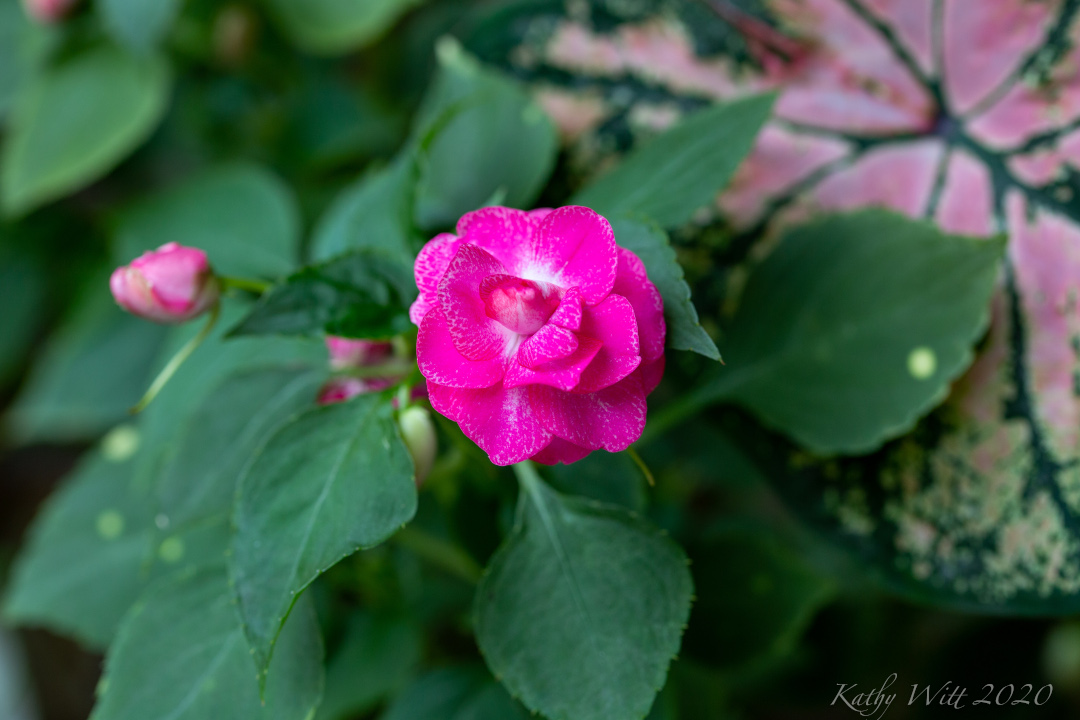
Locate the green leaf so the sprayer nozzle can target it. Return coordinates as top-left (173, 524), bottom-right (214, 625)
top-left (714, 210), bottom-right (1006, 455)
top-left (0, 0), bottom-right (47, 120)
top-left (0, 247), bottom-right (46, 384)
top-left (92, 566), bottom-right (324, 720)
top-left (115, 164), bottom-right (300, 279)
top-left (1, 447), bottom-right (229, 648)
top-left (99, 0), bottom-right (182, 53)
top-left (231, 393), bottom-right (418, 677)
top-left (475, 466), bottom-right (693, 720)
top-left (7, 268), bottom-right (168, 443)
top-left (611, 217), bottom-right (720, 360)
top-left (683, 524), bottom-right (834, 672)
top-left (1, 43), bottom-right (170, 215)
top-left (316, 611), bottom-right (422, 720)
top-left (546, 450), bottom-right (645, 511)
top-left (380, 667), bottom-right (528, 720)
top-left (264, 0), bottom-right (424, 55)
top-left (157, 366), bottom-right (326, 528)
top-left (413, 39), bottom-right (558, 229)
top-left (310, 155), bottom-right (417, 266)
top-left (572, 94), bottom-right (775, 228)
top-left (229, 248), bottom-right (417, 339)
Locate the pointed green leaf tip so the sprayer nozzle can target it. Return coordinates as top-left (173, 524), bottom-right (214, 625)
top-left (475, 463), bottom-right (693, 720)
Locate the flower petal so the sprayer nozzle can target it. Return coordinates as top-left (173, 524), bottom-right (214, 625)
top-left (532, 372), bottom-right (646, 451)
top-left (457, 206), bottom-right (545, 272)
top-left (410, 232), bottom-right (460, 325)
top-left (575, 294), bottom-right (641, 393)
top-left (417, 309), bottom-right (505, 388)
top-left (548, 286), bottom-right (583, 330)
top-left (531, 437), bottom-right (592, 466)
top-left (638, 356), bottom-right (665, 395)
top-left (518, 324), bottom-right (580, 368)
top-left (529, 205), bottom-right (617, 304)
top-left (504, 334), bottom-right (602, 391)
top-left (613, 248), bottom-right (666, 363)
top-left (438, 244), bottom-right (512, 361)
top-left (430, 382), bottom-right (552, 466)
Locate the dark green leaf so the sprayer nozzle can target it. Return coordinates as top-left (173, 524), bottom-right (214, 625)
top-left (0, 247), bottom-right (46, 384)
top-left (157, 366), bottom-right (326, 528)
top-left (572, 94), bottom-right (775, 228)
top-left (310, 155), bottom-right (417, 266)
top-left (611, 217), bottom-right (720, 360)
top-left (714, 210), bottom-right (1005, 454)
top-left (100, 0), bottom-right (182, 53)
top-left (264, 0), bottom-right (424, 55)
top-left (231, 393), bottom-right (417, 677)
top-left (475, 467), bottom-right (693, 720)
top-left (115, 164), bottom-right (300, 279)
top-left (316, 611), bottom-right (422, 720)
top-left (229, 249), bottom-right (417, 339)
top-left (413, 39), bottom-right (557, 229)
top-left (91, 566), bottom-right (323, 720)
top-left (380, 667), bottom-right (528, 720)
top-left (1, 43), bottom-right (170, 215)
top-left (0, 0), bottom-right (46, 120)
top-left (7, 268), bottom-right (167, 443)
top-left (684, 524), bottom-right (834, 671)
top-left (546, 450), bottom-right (645, 511)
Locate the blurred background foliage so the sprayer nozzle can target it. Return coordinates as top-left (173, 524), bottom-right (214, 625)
top-left (2, 0), bottom-right (1080, 718)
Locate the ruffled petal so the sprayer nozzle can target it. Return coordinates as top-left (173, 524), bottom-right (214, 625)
top-left (575, 294), bottom-right (641, 393)
top-left (548, 286), bottom-right (583, 330)
top-left (417, 309), bottom-right (505, 388)
top-left (529, 206), bottom-right (618, 304)
top-left (519, 324), bottom-right (579, 367)
top-left (532, 372), bottom-right (646, 451)
top-left (613, 248), bottom-right (665, 363)
top-left (410, 232), bottom-right (460, 325)
top-left (457, 206), bottom-right (545, 272)
top-left (531, 437), bottom-right (592, 465)
top-left (431, 382), bottom-right (552, 466)
top-left (504, 335), bottom-right (602, 391)
top-left (438, 244), bottom-right (512, 361)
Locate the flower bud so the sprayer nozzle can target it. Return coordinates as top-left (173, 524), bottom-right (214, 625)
top-left (110, 243), bottom-right (220, 324)
top-left (325, 337), bottom-right (394, 370)
top-left (22, 0), bottom-right (80, 22)
top-left (398, 405), bottom-right (437, 485)
top-left (316, 377), bottom-right (395, 406)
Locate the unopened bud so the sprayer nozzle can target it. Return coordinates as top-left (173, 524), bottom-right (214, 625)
top-left (110, 243), bottom-right (219, 324)
top-left (399, 405), bottom-right (437, 485)
top-left (316, 377), bottom-right (395, 406)
top-left (22, 0), bottom-right (79, 22)
top-left (325, 337), bottom-right (394, 370)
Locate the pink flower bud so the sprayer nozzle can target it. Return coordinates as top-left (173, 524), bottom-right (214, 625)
top-left (21, 0), bottom-right (80, 22)
top-left (316, 377), bottom-right (395, 406)
top-left (398, 405), bottom-right (437, 485)
top-left (110, 243), bottom-right (220, 324)
top-left (325, 337), bottom-right (394, 370)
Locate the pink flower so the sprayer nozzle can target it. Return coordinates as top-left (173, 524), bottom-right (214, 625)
top-left (316, 377), bottom-right (395, 406)
top-left (110, 243), bottom-right (220, 324)
top-left (411, 205), bottom-right (665, 466)
top-left (21, 0), bottom-right (79, 22)
top-left (325, 337), bottom-right (394, 370)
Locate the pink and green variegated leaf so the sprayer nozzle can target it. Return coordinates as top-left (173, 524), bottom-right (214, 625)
top-left (475, 0), bottom-right (1080, 611)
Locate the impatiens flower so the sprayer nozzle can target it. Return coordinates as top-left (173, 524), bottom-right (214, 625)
top-left (110, 243), bottom-right (220, 324)
top-left (316, 377), bottom-right (395, 406)
top-left (21, 0), bottom-right (79, 22)
top-left (411, 205), bottom-right (665, 466)
top-left (325, 337), bottom-right (394, 370)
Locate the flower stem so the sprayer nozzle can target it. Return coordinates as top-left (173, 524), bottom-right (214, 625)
top-left (220, 275), bottom-right (273, 294)
top-left (392, 525), bottom-right (482, 584)
top-left (130, 304), bottom-right (220, 414)
top-left (627, 446), bottom-right (655, 486)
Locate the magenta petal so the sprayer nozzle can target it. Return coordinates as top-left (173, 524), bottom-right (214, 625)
top-left (457, 206), bottom-right (545, 273)
top-left (532, 373), bottom-right (646, 452)
top-left (410, 232), bottom-right (460, 325)
top-left (531, 437), bottom-right (592, 465)
top-left (417, 309), bottom-right (505, 388)
top-left (575, 294), bottom-right (641, 393)
top-left (548, 286), bottom-right (583, 330)
top-left (519, 324), bottom-right (579, 367)
top-left (433, 382), bottom-right (552, 466)
top-left (504, 335), bottom-right (602, 391)
top-left (638, 356), bottom-right (665, 395)
top-left (438, 244), bottom-right (511, 361)
top-left (531, 206), bottom-right (618, 304)
top-left (479, 274), bottom-right (562, 335)
top-left (613, 248), bottom-right (665, 363)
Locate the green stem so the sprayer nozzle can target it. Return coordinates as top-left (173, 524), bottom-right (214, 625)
top-left (392, 525), bottom-right (482, 585)
top-left (626, 446), bottom-right (655, 487)
top-left (512, 459), bottom-right (544, 498)
top-left (130, 304), bottom-right (220, 414)
top-left (220, 275), bottom-right (273, 294)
